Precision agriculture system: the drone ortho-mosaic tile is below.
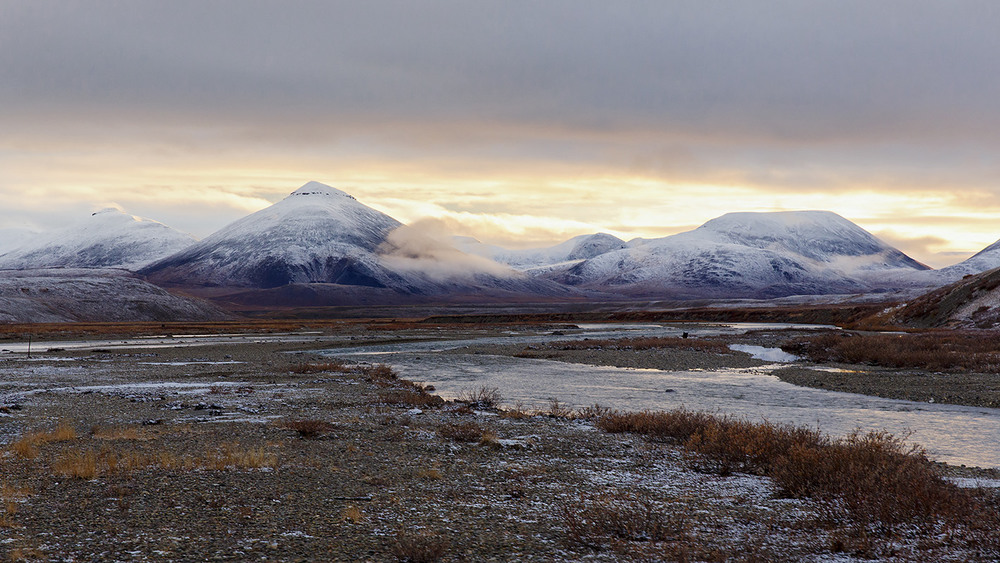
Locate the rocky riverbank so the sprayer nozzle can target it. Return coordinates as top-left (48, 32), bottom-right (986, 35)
top-left (0, 327), bottom-right (997, 561)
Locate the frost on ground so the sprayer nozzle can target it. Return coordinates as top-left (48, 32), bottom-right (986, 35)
top-left (0, 337), bottom-right (997, 562)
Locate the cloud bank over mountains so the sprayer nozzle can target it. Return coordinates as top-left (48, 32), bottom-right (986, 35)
top-left (3, 2), bottom-right (1000, 265)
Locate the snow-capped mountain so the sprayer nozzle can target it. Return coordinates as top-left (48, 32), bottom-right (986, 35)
top-left (452, 233), bottom-right (627, 271)
top-left (871, 237), bottom-right (1000, 290)
top-left (141, 182), bottom-right (569, 301)
top-left (0, 209), bottom-right (195, 271)
top-left (929, 238), bottom-right (1000, 279)
top-left (544, 211), bottom-right (930, 299)
top-left (0, 227), bottom-right (36, 254)
top-left (142, 182), bottom-right (405, 289)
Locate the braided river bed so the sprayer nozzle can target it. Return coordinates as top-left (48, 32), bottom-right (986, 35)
top-left (321, 322), bottom-right (1000, 469)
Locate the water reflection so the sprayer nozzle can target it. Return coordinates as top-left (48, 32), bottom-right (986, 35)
top-left (321, 323), bottom-right (1000, 469)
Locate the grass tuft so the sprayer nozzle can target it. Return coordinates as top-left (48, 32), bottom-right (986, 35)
top-left (558, 491), bottom-right (688, 552)
top-left (436, 421), bottom-right (484, 443)
top-left (10, 421), bottom-right (79, 459)
top-left (53, 449), bottom-right (100, 480)
top-left (377, 389), bottom-right (445, 408)
top-left (278, 419), bottom-right (336, 438)
top-left (392, 528), bottom-right (449, 563)
top-left (456, 385), bottom-right (503, 409)
top-left (289, 361), bottom-right (350, 374)
top-left (341, 504), bottom-right (364, 524)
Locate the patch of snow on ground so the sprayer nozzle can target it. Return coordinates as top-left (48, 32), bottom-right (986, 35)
top-left (948, 477), bottom-right (1000, 489)
top-left (729, 344), bottom-right (799, 362)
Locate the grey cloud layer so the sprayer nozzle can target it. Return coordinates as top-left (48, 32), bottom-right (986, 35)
top-left (4, 0), bottom-right (1000, 146)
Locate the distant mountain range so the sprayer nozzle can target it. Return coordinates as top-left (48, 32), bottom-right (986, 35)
top-left (138, 183), bottom-right (571, 306)
top-left (0, 208), bottom-right (194, 271)
top-left (5, 180), bottom-right (1000, 320)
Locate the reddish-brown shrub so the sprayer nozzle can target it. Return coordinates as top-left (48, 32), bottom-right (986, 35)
top-left (377, 389), bottom-right (445, 408)
top-left (289, 361), bottom-right (349, 374)
top-left (558, 491), bottom-right (688, 551)
top-left (436, 422), bottom-right (483, 443)
top-left (457, 385), bottom-right (503, 409)
top-left (392, 528), bottom-right (449, 562)
top-left (278, 419), bottom-right (336, 438)
top-left (782, 330), bottom-right (1000, 372)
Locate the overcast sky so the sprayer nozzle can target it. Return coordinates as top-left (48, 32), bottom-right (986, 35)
top-left (3, 1), bottom-right (1000, 266)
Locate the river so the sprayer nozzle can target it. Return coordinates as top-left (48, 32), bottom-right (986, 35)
top-left (321, 322), bottom-right (1000, 469)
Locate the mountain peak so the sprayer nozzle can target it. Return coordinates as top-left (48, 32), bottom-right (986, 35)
top-left (92, 207), bottom-right (126, 217)
top-left (289, 181), bottom-right (354, 200)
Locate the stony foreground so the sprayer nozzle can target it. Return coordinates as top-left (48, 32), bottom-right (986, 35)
top-left (0, 327), bottom-right (997, 561)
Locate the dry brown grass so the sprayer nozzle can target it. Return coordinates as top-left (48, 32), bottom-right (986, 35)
top-left (0, 483), bottom-right (32, 500)
top-left (436, 421), bottom-right (484, 443)
top-left (206, 444), bottom-right (278, 470)
top-left (40, 441), bottom-right (278, 479)
top-left (392, 528), bottom-right (449, 563)
top-left (359, 363), bottom-right (399, 383)
top-left (10, 422), bottom-right (79, 459)
top-left (782, 330), bottom-right (1000, 372)
top-left (594, 407), bottom-right (1000, 553)
top-left (558, 491), bottom-right (689, 555)
top-left (91, 425), bottom-right (153, 441)
top-left (415, 468), bottom-right (443, 481)
top-left (0, 507), bottom-right (17, 529)
top-left (52, 449), bottom-right (100, 479)
top-left (499, 401), bottom-right (534, 419)
top-left (289, 361), bottom-right (351, 374)
top-left (6, 547), bottom-right (45, 561)
top-left (595, 408), bottom-right (717, 443)
top-left (341, 504), bottom-right (364, 524)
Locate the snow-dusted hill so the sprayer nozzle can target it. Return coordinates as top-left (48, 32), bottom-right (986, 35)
top-left (927, 239), bottom-right (1000, 280)
top-left (452, 233), bottom-right (627, 271)
top-left (0, 269), bottom-right (228, 322)
top-left (141, 182), bottom-right (570, 301)
top-left (0, 209), bottom-right (195, 271)
top-left (0, 228), bottom-right (36, 255)
top-left (544, 211), bottom-right (930, 299)
top-left (879, 266), bottom-right (1000, 328)
top-left (142, 183), bottom-right (405, 289)
top-left (871, 237), bottom-right (1000, 290)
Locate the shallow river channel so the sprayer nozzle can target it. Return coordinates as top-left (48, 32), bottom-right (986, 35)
top-left (321, 322), bottom-right (1000, 469)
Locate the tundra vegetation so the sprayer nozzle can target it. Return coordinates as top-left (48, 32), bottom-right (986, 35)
top-left (1, 322), bottom-right (999, 561)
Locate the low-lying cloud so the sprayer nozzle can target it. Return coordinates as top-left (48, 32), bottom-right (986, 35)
top-left (377, 220), bottom-right (517, 282)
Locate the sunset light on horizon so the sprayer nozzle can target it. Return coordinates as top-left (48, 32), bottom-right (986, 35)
top-left (4, 1), bottom-right (1000, 268)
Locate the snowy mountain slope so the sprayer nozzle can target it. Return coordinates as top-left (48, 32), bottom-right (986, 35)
top-left (142, 182), bottom-right (405, 289)
top-left (545, 211), bottom-right (930, 298)
top-left (871, 238), bottom-right (1000, 290)
top-left (923, 238), bottom-right (1000, 281)
top-left (679, 211), bottom-right (927, 270)
top-left (451, 233), bottom-right (627, 271)
top-left (0, 209), bottom-right (195, 271)
top-left (141, 182), bottom-right (571, 300)
top-left (0, 228), bottom-right (36, 254)
top-left (879, 266), bottom-right (1000, 328)
top-left (0, 269), bottom-right (228, 322)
